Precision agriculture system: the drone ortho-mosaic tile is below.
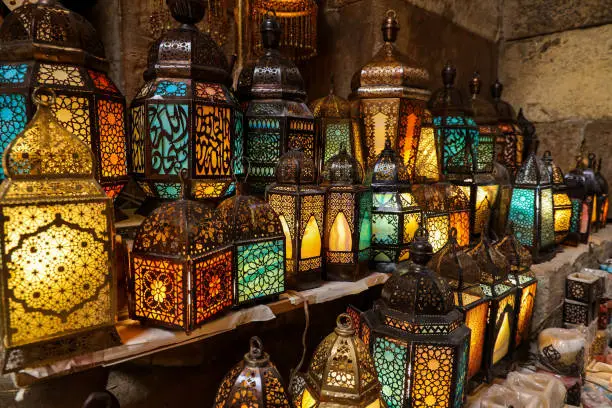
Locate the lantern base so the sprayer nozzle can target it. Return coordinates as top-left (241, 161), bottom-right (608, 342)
top-left (325, 261), bottom-right (369, 282)
top-left (1, 325), bottom-right (121, 374)
top-left (532, 247), bottom-right (557, 264)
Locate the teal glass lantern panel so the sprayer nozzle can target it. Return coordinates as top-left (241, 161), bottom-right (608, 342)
top-left (453, 338), bottom-right (469, 408)
top-left (508, 188), bottom-right (536, 246)
top-left (324, 121), bottom-right (351, 164)
top-left (373, 337), bottom-right (407, 408)
top-left (372, 213), bottom-right (399, 245)
top-left (358, 192), bottom-right (372, 259)
top-left (234, 111), bottom-right (245, 175)
top-left (246, 132), bottom-right (281, 178)
top-left (236, 239), bottom-right (285, 303)
top-left (155, 183), bottom-right (181, 199)
top-left (0, 64), bottom-right (28, 85)
top-left (570, 198), bottom-right (582, 233)
top-left (0, 93), bottom-right (27, 178)
top-left (373, 193), bottom-right (401, 210)
top-left (148, 103), bottom-right (189, 175)
top-left (475, 129), bottom-right (493, 172)
top-left (154, 80), bottom-right (188, 97)
top-left (541, 188), bottom-right (555, 247)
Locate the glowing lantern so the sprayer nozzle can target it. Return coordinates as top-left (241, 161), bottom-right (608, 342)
top-left (595, 157), bottom-right (609, 229)
top-left (362, 228), bottom-right (471, 408)
top-left (542, 151), bottom-right (573, 244)
top-left (351, 10), bottom-right (431, 173)
top-left (266, 150), bottom-right (325, 290)
top-left (413, 111), bottom-right (442, 183)
top-left (214, 337), bottom-right (291, 407)
top-left (130, 0), bottom-right (240, 202)
top-left (508, 153), bottom-right (556, 261)
top-left (291, 313), bottom-right (386, 408)
top-left (564, 149), bottom-right (599, 245)
top-left (469, 73), bottom-right (502, 177)
top-left (0, 90), bottom-right (119, 373)
top-left (491, 161), bottom-right (513, 239)
top-left (492, 80), bottom-right (525, 175)
top-left (238, 12), bottom-right (314, 193)
top-left (0, 0), bottom-right (129, 198)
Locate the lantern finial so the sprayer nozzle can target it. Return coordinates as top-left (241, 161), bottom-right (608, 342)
top-left (334, 313), bottom-right (356, 336)
top-left (382, 9), bottom-right (399, 43)
top-left (260, 10), bottom-right (282, 50)
top-left (244, 336), bottom-right (270, 367)
top-left (442, 62), bottom-right (456, 88)
top-left (491, 79), bottom-right (503, 100)
top-left (167, 0), bottom-right (206, 27)
top-left (409, 223), bottom-right (433, 265)
top-left (470, 71), bottom-right (481, 97)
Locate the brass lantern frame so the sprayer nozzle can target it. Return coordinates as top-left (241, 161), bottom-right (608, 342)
top-left (542, 150), bottom-right (573, 244)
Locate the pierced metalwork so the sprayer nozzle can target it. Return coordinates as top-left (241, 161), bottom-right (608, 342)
top-left (542, 151), bottom-right (573, 244)
top-left (492, 80), bottom-right (524, 176)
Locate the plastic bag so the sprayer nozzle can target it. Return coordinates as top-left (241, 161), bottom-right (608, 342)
top-left (477, 384), bottom-right (523, 408)
top-left (505, 372), bottom-right (566, 408)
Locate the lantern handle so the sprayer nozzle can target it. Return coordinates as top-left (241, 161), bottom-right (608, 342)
top-left (249, 336), bottom-right (264, 359)
top-left (336, 313), bottom-right (353, 331)
top-left (386, 9), bottom-right (397, 19)
top-left (179, 168), bottom-right (189, 199)
top-left (32, 87), bottom-right (56, 107)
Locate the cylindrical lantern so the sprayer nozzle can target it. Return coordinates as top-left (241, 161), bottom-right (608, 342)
top-left (564, 150), bottom-right (599, 245)
top-left (266, 150), bottom-right (325, 290)
top-left (542, 151), bottom-right (573, 244)
top-left (362, 228), bottom-right (471, 408)
top-left (214, 336), bottom-right (291, 407)
top-left (351, 10), bottom-right (431, 173)
top-left (596, 157), bottom-right (609, 229)
top-left (0, 90), bottom-right (119, 373)
top-left (238, 12), bottom-right (314, 193)
top-left (291, 313), bottom-right (386, 408)
top-left (371, 138), bottom-right (420, 266)
top-left (130, 0), bottom-right (240, 202)
top-left (491, 80), bottom-right (525, 176)
top-left (0, 0), bottom-right (129, 198)
top-left (491, 161), bottom-right (513, 239)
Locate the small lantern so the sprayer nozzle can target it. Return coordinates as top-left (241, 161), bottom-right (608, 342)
top-left (217, 182), bottom-right (285, 306)
top-left (291, 313), bottom-right (386, 408)
top-left (430, 228), bottom-right (489, 380)
top-left (238, 12), bottom-right (315, 193)
top-left (0, 0), bottom-right (129, 198)
top-left (595, 158), bottom-right (609, 229)
top-left (469, 73), bottom-right (502, 177)
top-left (508, 153), bottom-right (556, 261)
top-left (491, 80), bottom-right (525, 175)
top-left (370, 138), bottom-right (420, 266)
top-left (214, 336), bottom-right (291, 408)
top-left (542, 151), bottom-right (573, 244)
top-left (130, 0), bottom-right (240, 202)
top-left (352, 10), bottom-right (431, 173)
top-left (362, 228), bottom-right (471, 408)
top-left (564, 150), bottom-right (599, 245)
top-left (413, 111), bottom-right (442, 183)
top-left (491, 161), bottom-right (513, 239)
top-left (0, 89), bottom-right (119, 373)
top-left (266, 150), bottom-right (325, 290)
top-left (130, 171), bottom-right (233, 332)
top-left (324, 146), bottom-right (371, 281)
top-left (583, 154), bottom-right (603, 234)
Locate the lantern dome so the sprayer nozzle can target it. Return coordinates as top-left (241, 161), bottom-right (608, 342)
top-left (309, 87), bottom-right (350, 118)
top-left (491, 80), bottom-right (517, 122)
top-left (469, 237), bottom-right (511, 292)
top-left (469, 73), bottom-right (498, 124)
top-left (217, 192), bottom-right (283, 242)
top-left (494, 226), bottom-right (533, 274)
top-left (371, 138), bottom-right (411, 186)
top-left (515, 153), bottom-right (552, 186)
top-left (428, 63), bottom-right (470, 116)
top-left (493, 161), bottom-right (512, 186)
top-left (275, 149), bottom-right (316, 184)
top-left (324, 145), bottom-right (364, 185)
top-left (430, 228), bottom-right (481, 287)
top-left (542, 150), bottom-right (566, 187)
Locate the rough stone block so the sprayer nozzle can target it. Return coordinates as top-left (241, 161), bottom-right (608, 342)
top-left (535, 121), bottom-right (584, 174)
top-left (584, 120), bottom-right (612, 184)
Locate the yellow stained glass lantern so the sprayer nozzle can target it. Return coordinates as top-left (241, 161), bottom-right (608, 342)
top-left (351, 10), bottom-right (431, 173)
top-left (324, 146), bottom-right (371, 281)
top-left (266, 150), bottom-right (325, 290)
top-left (291, 313), bottom-right (386, 408)
top-left (0, 0), bottom-right (129, 198)
top-left (491, 161), bottom-right (513, 240)
top-left (542, 151), bottom-right (573, 244)
top-left (361, 229), bottom-right (471, 408)
top-left (0, 89), bottom-right (119, 373)
top-left (215, 336), bottom-right (291, 407)
top-left (492, 80), bottom-right (525, 176)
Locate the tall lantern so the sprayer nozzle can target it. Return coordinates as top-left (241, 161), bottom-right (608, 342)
top-left (492, 80), bottom-right (525, 175)
top-left (291, 313), bottom-right (386, 408)
top-left (324, 146), bottom-right (371, 281)
top-left (584, 154), bottom-right (603, 234)
top-left (130, 0), bottom-right (240, 202)
top-left (361, 228), bottom-right (471, 408)
top-left (542, 151), bottom-right (573, 244)
top-left (351, 10), bottom-right (431, 173)
top-left (129, 171), bottom-right (233, 332)
top-left (564, 150), bottom-right (599, 245)
top-left (266, 150), bottom-right (325, 290)
top-left (238, 12), bottom-right (314, 193)
top-left (0, 0), bottom-right (129, 198)
top-left (0, 90), bottom-right (119, 373)
top-left (596, 158), bottom-right (609, 229)
top-left (508, 153), bottom-right (556, 261)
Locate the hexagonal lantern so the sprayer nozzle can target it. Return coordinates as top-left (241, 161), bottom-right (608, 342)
top-left (491, 161), bottom-right (513, 240)
top-left (492, 80), bottom-right (525, 176)
top-left (542, 151), bottom-right (573, 244)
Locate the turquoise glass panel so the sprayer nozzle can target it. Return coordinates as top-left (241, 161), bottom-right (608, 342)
top-left (359, 192), bottom-right (372, 251)
top-left (509, 188), bottom-right (536, 246)
top-left (324, 122), bottom-right (351, 164)
top-left (249, 119), bottom-right (280, 130)
top-left (154, 183), bottom-right (181, 199)
top-left (247, 131), bottom-right (280, 177)
top-left (237, 239), bottom-right (285, 303)
top-left (540, 188), bottom-right (555, 247)
top-left (224, 182), bottom-right (236, 197)
top-left (570, 198), bottom-right (581, 233)
top-left (155, 80), bottom-right (188, 97)
top-left (0, 64), bottom-right (28, 84)
top-left (148, 103), bottom-right (189, 175)
top-left (373, 337), bottom-right (407, 408)
top-left (373, 192), bottom-right (400, 210)
top-left (454, 339), bottom-right (469, 408)
top-left (372, 213), bottom-right (399, 245)
top-left (0, 93), bottom-right (27, 178)
top-left (447, 116), bottom-right (465, 125)
top-left (234, 111), bottom-right (244, 175)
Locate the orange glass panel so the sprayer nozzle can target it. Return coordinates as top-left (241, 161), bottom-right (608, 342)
top-left (450, 211), bottom-right (470, 247)
top-left (515, 282), bottom-right (537, 347)
top-left (195, 250), bottom-right (233, 324)
top-left (97, 100), bottom-right (128, 178)
top-left (464, 301), bottom-right (489, 378)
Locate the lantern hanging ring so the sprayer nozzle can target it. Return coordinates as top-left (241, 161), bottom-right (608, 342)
top-left (249, 336), bottom-right (264, 359)
top-left (386, 9), bottom-right (397, 18)
top-left (336, 313), bottom-right (354, 331)
top-left (32, 87), bottom-right (56, 107)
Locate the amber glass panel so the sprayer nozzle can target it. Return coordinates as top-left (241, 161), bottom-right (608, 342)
top-left (98, 100), bottom-right (128, 178)
top-left (464, 301), bottom-right (488, 379)
top-left (493, 294), bottom-right (516, 364)
top-left (414, 126), bottom-right (440, 182)
top-left (330, 212), bottom-right (352, 251)
top-left (194, 105), bottom-right (231, 177)
top-left (195, 250), bottom-right (233, 324)
top-left (515, 282), bottom-right (536, 347)
top-left (411, 344), bottom-right (454, 407)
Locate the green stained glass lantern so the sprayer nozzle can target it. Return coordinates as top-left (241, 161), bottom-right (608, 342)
top-left (542, 151), bottom-right (573, 244)
top-left (324, 146), bottom-right (371, 281)
top-left (0, 0), bottom-right (129, 198)
top-left (564, 148), bottom-right (599, 245)
top-left (595, 157), bottom-right (609, 229)
top-left (508, 153), bottom-right (556, 262)
top-left (491, 161), bottom-right (513, 240)
top-left (266, 150), bottom-right (325, 290)
top-left (361, 228), bottom-right (471, 408)
top-left (237, 12), bottom-right (314, 193)
top-left (491, 80), bottom-right (525, 176)
top-left (371, 138), bottom-right (420, 267)
top-left (130, 0), bottom-right (240, 203)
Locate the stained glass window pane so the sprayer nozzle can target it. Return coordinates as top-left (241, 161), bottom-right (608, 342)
top-left (403, 212), bottom-right (421, 244)
top-left (540, 188), bottom-right (555, 247)
top-left (324, 121), bottom-right (351, 165)
top-left (414, 125), bottom-right (440, 182)
top-left (0, 63), bottom-right (28, 85)
top-left (359, 192), bottom-right (372, 252)
top-left (373, 337), bottom-right (407, 408)
top-left (155, 80), bottom-right (188, 97)
top-left (0, 93), bottom-right (27, 178)
top-left (411, 344), bottom-right (454, 407)
top-left (131, 105), bottom-right (146, 174)
top-left (98, 100), bottom-right (128, 178)
top-left (148, 104), bottom-right (189, 175)
top-left (194, 105), bottom-right (231, 177)
top-left (427, 215), bottom-right (449, 253)
top-left (569, 198), bottom-right (582, 233)
top-left (195, 251), bottom-right (233, 324)
top-left (234, 111), bottom-right (245, 175)
top-left (88, 70), bottom-right (119, 94)
top-left (236, 240), bottom-right (285, 303)
top-left (454, 339), bottom-right (469, 408)
top-left (36, 64), bottom-right (85, 87)
top-left (372, 213), bottom-right (399, 245)
top-left (515, 283), bottom-right (536, 347)
top-left (508, 188), bottom-right (536, 246)
top-left (464, 301), bottom-right (488, 379)
top-left (247, 132), bottom-right (280, 178)
top-left (155, 183), bottom-right (181, 199)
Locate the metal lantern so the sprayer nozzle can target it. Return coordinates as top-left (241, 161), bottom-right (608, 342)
top-left (0, 90), bottom-right (119, 373)
top-left (413, 110), bottom-right (442, 183)
top-left (217, 183), bottom-right (285, 306)
top-left (596, 157), bottom-right (609, 229)
top-left (0, 0), bottom-right (129, 198)
top-left (291, 313), bottom-right (386, 408)
top-left (542, 151), bottom-right (573, 244)
top-left (430, 228), bottom-right (489, 380)
top-left (361, 229), bottom-right (471, 408)
top-left (492, 80), bottom-right (525, 175)
top-left (564, 150), bottom-right (599, 245)
top-left (215, 336), bottom-right (291, 408)
top-left (266, 150), bottom-right (325, 290)
top-left (584, 154), bottom-right (603, 235)
top-left (351, 10), bottom-right (431, 173)
top-left (238, 12), bottom-right (314, 194)
top-left (130, 0), bottom-right (240, 202)
top-left (129, 171), bottom-right (233, 332)
top-left (469, 73), bottom-right (502, 176)
top-left (491, 161), bottom-right (513, 239)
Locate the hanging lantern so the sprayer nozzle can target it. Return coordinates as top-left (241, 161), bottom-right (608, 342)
top-left (371, 138), bottom-right (420, 266)
top-left (309, 81), bottom-right (365, 178)
top-left (508, 153), bottom-right (556, 261)
top-left (129, 171), bottom-right (232, 332)
top-left (491, 161), bottom-right (514, 239)
top-left (0, 89), bottom-right (119, 373)
top-left (130, 0), bottom-right (240, 202)
top-left (595, 157), bottom-right (609, 229)
top-left (564, 148), bottom-right (599, 245)
top-left (324, 146), bottom-right (371, 281)
top-left (291, 313), bottom-right (386, 408)
top-left (238, 12), bottom-right (315, 194)
top-left (351, 10), bottom-right (431, 173)
top-left (542, 151), bottom-right (573, 244)
top-left (491, 80), bottom-right (525, 175)
top-left (362, 228), bottom-right (471, 408)
top-left (217, 181), bottom-right (285, 306)
top-left (429, 228), bottom-right (489, 381)
top-left (214, 336), bottom-right (291, 408)
top-left (266, 150), bottom-right (325, 290)
top-left (0, 0), bottom-right (129, 198)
